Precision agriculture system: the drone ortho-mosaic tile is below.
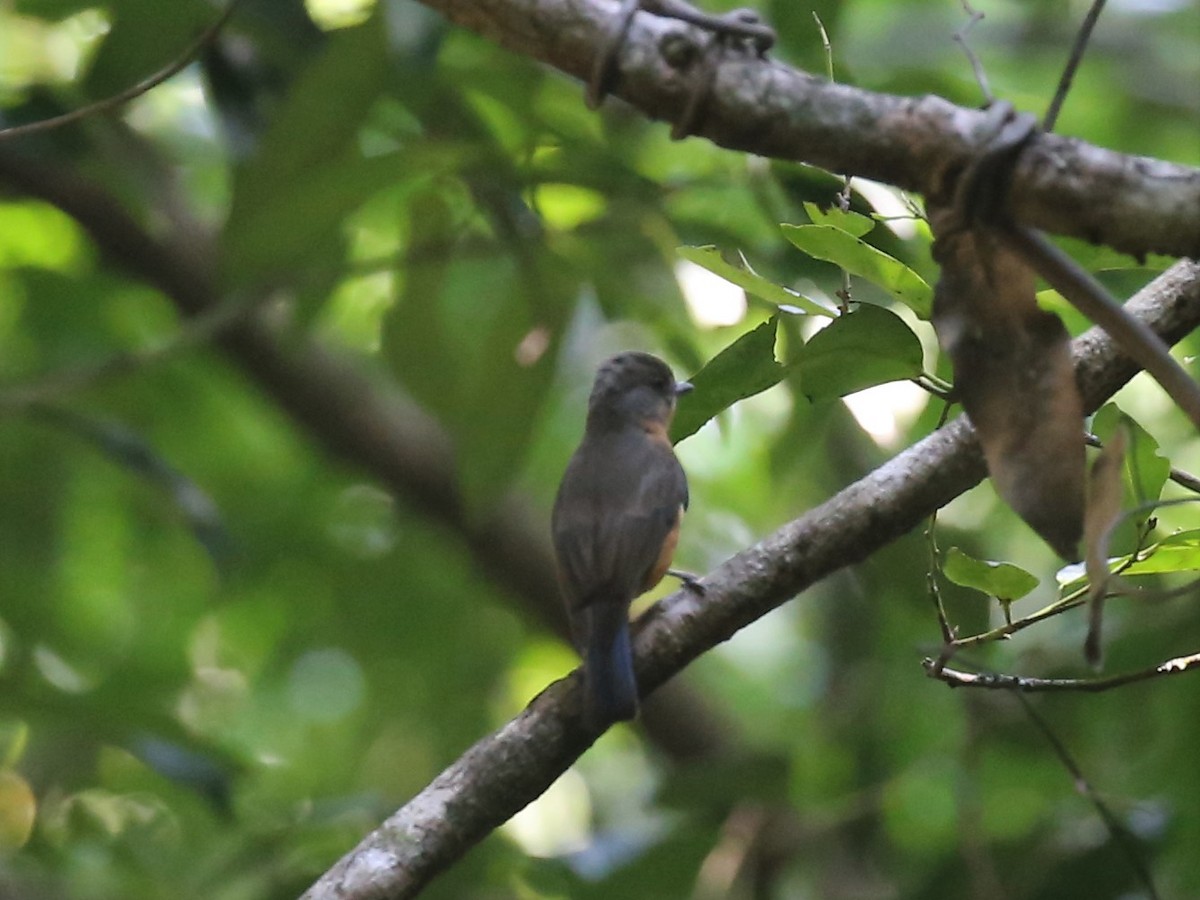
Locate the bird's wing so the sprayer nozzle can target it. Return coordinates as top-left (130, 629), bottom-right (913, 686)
top-left (552, 430), bottom-right (688, 613)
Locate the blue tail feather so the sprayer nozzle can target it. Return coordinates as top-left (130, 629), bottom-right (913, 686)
top-left (584, 608), bottom-right (637, 728)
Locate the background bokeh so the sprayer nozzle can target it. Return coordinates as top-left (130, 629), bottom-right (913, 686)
top-left (0, 0), bottom-right (1197, 897)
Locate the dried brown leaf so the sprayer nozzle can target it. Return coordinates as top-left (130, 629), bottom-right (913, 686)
top-left (932, 220), bottom-right (1085, 560)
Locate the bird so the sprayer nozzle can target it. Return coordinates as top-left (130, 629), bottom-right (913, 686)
top-left (552, 351), bottom-right (692, 728)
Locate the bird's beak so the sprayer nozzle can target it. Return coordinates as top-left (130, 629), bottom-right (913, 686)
top-left (675, 381), bottom-right (694, 396)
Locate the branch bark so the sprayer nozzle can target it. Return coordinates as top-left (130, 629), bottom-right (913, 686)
top-left (301, 259), bottom-right (1200, 899)
top-left (413, 0), bottom-right (1200, 261)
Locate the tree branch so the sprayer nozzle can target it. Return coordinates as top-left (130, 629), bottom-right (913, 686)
top-left (412, 0), bottom-right (1200, 260)
top-left (925, 651), bottom-right (1200, 693)
top-left (301, 260), bottom-right (1200, 899)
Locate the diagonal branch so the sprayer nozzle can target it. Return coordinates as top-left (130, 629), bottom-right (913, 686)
top-left (413, 0), bottom-right (1200, 260)
top-left (301, 260), bottom-right (1200, 899)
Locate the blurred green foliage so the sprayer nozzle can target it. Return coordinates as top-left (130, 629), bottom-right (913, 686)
top-left (0, 0), bottom-right (1198, 898)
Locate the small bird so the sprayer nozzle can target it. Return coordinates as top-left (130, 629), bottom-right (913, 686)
top-left (552, 351), bottom-right (692, 728)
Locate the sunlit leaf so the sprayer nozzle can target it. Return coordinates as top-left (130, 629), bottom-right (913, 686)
top-left (1059, 525), bottom-right (1200, 595)
top-left (796, 303), bottom-right (923, 401)
top-left (0, 722), bottom-right (27, 770)
top-left (0, 770), bottom-right (36, 850)
top-left (677, 246), bottom-right (834, 316)
top-left (943, 547), bottom-right (1039, 600)
top-left (0, 201), bottom-right (86, 271)
top-left (781, 223), bottom-right (933, 317)
top-left (802, 201), bottom-right (875, 238)
top-left (1122, 527), bottom-right (1200, 576)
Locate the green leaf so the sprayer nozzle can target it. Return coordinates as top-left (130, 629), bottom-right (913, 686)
top-left (1122, 527), bottom-right (1200, 576)
top-left (454, 274), bottom-right (561, 516)
top-left (795, 303), bottom-right (923, 401)
top-left (0, 201), bottom-right (87, 271)
top-left (1059, 525), bottom-right (1200, 590)
top-left (383, 193), bottom-right (564, 514)
top-left (225, 153), bottom-right (416, 280)
top-left (82, 0), bottom-right (213, 98)
top-left (29, 407), bottom-right (231, 570)
top-left (1091, 404), bottom-right (1171, 509)
top-left (677, 246), bottom-right (834, 316)
top-left (382, 191), bottom-right (456, 418)
top-left (943, 547), bottom-right (1040, 600)
top-left (0, 770), bottom-right (36, 850)
top-left (802, 201), bottom-right (875, 238)
top-left (781, 224), bottom-right (932, 317)
top-left (671, 317), bottom-right (786, 442)
top-left (236, 17), bottom-right (388, 209)
top-left (223, 16), bottom-right (391, 280)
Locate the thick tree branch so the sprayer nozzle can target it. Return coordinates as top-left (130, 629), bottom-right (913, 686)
top-left (301, 260), bottom-right (1200, 899)
top-left (414, 0), bottom-right (1200, 260)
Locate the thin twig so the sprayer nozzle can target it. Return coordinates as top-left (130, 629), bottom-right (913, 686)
top-left (813, 11), bottom-right (855, 312)
top-left (925, 651), bottom-right (1200, 693)
top-left (1016, 694), bottom-right (1160, 898)
top-left (946, 508), bottom-right (1173, 655)
top-left (924, 402), bottom-right (960, 670)
top-left (925, 511), bottom-right (955, 643)
top-left (1043, 0), bottom-right (1108, 132)
top-left (947, 593), bottom-right (1087, 652)
top-left (0, 1), bottom-right (241, 142)
top-left (953, 0), bottom-right (993, 104)
top-left (1165, 466), bottom-right (1200, 495)
top-left (812, 12), bottom-right (834, 83)
top-left (924, 400), bottom-right (957, 647)
top-left (912, 374), bottom-right (955, 400)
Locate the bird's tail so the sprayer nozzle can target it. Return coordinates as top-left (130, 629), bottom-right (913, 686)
top-left (583, 604), bottom-right (638, 728)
